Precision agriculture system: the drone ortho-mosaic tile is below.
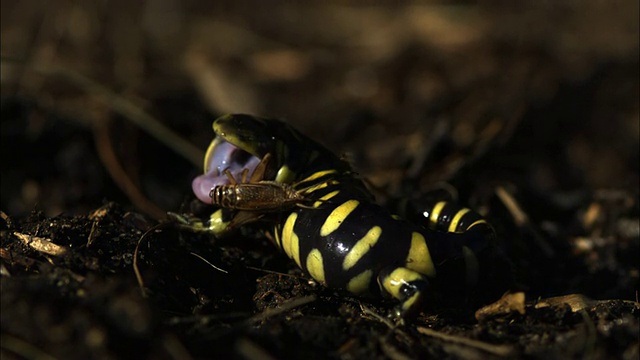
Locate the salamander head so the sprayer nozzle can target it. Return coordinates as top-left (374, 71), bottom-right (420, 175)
top-left (192, 114), bottom-right (324, 204)
top-left (191, 115), bottom-right (268, 203)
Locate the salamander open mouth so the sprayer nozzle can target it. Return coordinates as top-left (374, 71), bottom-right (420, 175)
top-left (191, 136), bottom-right (262, 203)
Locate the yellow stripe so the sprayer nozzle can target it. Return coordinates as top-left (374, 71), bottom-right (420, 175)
top-left (448, 208), bottom-right (470, 232)
top-left (306, 249), bottom-right (325, 284)
top-left (342, 226), bottom-right (382, 270)
top-left (301, 181), bottom-right (335, 195)
top-left (313, 190), bottom-right (340, 208)
top-left (281, 213), bottom-right (298, 257)
top-left (289, 231), bottom-right (301, 268)
top-left (299, 169), bottom-right (337, 184)
top-left (468, 219), bottom-right (488, 230)
top-left (320, 200), bottom-right (359, 237)
top-left (406, 232), bottom-right (436, 277)
top-left (346, 269), bottom-right (373, 294)
top-left (429, 201), bottom-right (447, 229)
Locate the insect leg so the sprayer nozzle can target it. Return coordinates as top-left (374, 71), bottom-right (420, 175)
top-left (240, 168), bottom-right (250, 183)
top-left (223, 169), bottom-right (238, 185)
top-left (249, 153), bottom-right (272, 183)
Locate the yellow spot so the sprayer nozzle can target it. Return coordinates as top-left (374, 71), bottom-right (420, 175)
top-left (208, 209), bottom-right (230, 234)
top-left (275, 165), bottom-right (296, 183)
top-left (391, 214), bottom-right (402, 220)
top-left (346, 270), bottom-right (373, 294)
top-left (406, 232), bottom-right (436, 277)
top-left (382, 267), bottom-right (424, 299)
top-left (429, 201), bottom-right (447, 229)
top-left (342, 226), bottom-right (382, 270)
top-left (448, 208), bottom-right (470, 232)
top-left (306, 249), bottom-right (325, 284)
top-left (299, 169), bottom-right (337, 184)
top-left (320, 200), bottom-right (359, 237)
top-left (401, 293), bottom-right (421, 313)
top-left (468, 219), bottom-right (488, 230)
top-left (281, 213), bottom-right (298, 259)
top-left (313, 190), bottom-right (340, 208)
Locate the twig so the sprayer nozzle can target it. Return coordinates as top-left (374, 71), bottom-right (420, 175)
top-left (14, 232), bottom-right (68, 256)
top-left (1, 334), bottom-right (59, 360)
top-left (416, 326), bottom-right (515, 357)
top-left (359, 304), bottom-right (397, 329)
top-left (93, 118), bottom-right (166, 219)
top-left (189, 252), bottom-right (228, 273)
top-left (1, 57), bottom-right (204, 167)
top-left (379, 336), bottom-right (414, 360)
top-left (495, 186), bottom-right (528, 226)
top-left (359, 304), bottom-right (415, 346)
top-left (247, 295), bottom-right (316, 323)
top-left (495, 185), bottom-right (555, 257)
top-left (244, 265), bottom-right (303, 279)
top-left (133, 223), bottom-right (168, 296)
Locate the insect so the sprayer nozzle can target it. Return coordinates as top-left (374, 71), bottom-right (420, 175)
top-left (191, 114), bottom-right (499, 318)
top-left (209, 153), bottom-right (334, 211)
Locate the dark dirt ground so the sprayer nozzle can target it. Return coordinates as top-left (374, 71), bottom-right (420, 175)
top-left (1, 2), bottom-right (639, 359)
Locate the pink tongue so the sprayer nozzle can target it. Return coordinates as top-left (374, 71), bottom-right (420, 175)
top-left (192, 174), bottom-right (222, 203)
top-left (191, 155), bottom-right (262, 204)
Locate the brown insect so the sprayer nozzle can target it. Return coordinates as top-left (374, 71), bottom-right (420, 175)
top-left (209, 153), bottom-right (321, 212)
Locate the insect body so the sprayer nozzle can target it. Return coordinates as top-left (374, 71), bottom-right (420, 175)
top-left (211, 181), bottom-right (305, 211)
top-left (208, 153), bottom-right (305, 211)
top-left (191, 114), bottom-right (498, 318)
top-left (209, 153), bottom-right (334, 212)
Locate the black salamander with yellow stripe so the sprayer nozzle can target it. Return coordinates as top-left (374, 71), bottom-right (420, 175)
top-left (191, 114), bottom-right (495, 318)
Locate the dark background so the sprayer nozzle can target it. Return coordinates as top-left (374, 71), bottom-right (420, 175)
top-left (1, 1), bottom-right (638, 359)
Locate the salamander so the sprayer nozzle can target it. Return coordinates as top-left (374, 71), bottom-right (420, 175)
top-left (191, 114), bottom-right (496, 318)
